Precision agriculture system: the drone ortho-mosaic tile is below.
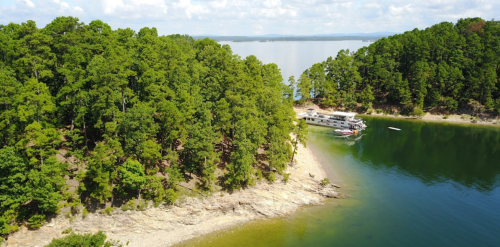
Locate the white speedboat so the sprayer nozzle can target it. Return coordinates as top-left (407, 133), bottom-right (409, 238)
top-left (334, 129), bottom-right (357, 135)
top-left (299, 109), bottom-right (367, 131)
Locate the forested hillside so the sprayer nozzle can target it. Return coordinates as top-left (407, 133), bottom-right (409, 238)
top-left (0, 17), bottom-right (297, 236)
top-left (296, 18), bottom-right (500, 115)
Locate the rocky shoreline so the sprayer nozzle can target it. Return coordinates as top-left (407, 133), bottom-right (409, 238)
top-left (3, 138), bottom-right (337, 247)
top-left (366, 111), bottom-right (500, 126)
top-left (294, 104), bottom-right (500, 127)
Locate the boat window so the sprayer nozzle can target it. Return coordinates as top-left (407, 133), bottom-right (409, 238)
top-left (311, 119), bottom-right (314, 121)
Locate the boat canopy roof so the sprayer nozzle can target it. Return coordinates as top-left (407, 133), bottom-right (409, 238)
top-left (331, 111), bottom-right (356, 117)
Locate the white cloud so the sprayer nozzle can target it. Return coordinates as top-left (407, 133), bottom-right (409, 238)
top-left (209, 0), bottom-right (228, 9)
top-left (172, 0), bottom-right (209, 19)
top-left (100, 0), bottom-right (167, 18)
top-left (53, 0), bottom-right (69, 9)
top-left (1, 0), bottom-right (499, 35)
top-left (263, 0), bottom-right (281, 8)
top-left (22, 0), bottom-right (35, 8)
top-left (388, 4), bottom-right (414, 16)
top-left (73, 6), bottom-right (84, 14)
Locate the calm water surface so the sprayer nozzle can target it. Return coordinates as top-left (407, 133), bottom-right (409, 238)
top-left (179, 117), bottom-right (500, 247)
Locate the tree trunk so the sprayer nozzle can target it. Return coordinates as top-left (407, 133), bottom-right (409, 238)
top-left (40, 145), bottom-right (44, 166)
top-left (70, 106), bottom-right (75, 131)
top-left (121, 89), bottom-right (126, 113)
top-left (34, 61), bottom-right (39, 81)
top-left (290, 141), bottom-right (297, 164)
top-left (83, 114), bottom-right (88, 148)
top-left (36, 82), bottom-right (40, 124)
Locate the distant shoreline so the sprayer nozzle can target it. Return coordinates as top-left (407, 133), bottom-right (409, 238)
top-left (194, 36), bottom-right (383, 42)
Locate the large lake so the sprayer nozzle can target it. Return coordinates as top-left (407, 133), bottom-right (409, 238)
top-left (178, 42), bottom-right (500, 247)
top-left (219, 41), bottom-right (372, 82)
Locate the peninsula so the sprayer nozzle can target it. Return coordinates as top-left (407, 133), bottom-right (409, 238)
top-left (4, 137), bottom-right (337, 247)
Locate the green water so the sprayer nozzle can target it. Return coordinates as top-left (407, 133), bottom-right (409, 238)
top-left (178, 117), bottom-right (500, 247)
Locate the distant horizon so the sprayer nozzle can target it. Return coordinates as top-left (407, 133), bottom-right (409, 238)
top-left (191, 31), bottom-right (399, 38)
top-left (1, 0), bottom-right (498, 36)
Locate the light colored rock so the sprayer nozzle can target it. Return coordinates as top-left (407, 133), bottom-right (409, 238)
top-left (3, 139), bottom-right (339, 247)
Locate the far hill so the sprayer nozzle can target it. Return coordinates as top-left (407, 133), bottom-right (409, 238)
top-left (192, 32), bottom-right (398, 42)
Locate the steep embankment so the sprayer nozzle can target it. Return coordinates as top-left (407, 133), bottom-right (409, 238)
top-left (4, 141), bottom-right (338, 247)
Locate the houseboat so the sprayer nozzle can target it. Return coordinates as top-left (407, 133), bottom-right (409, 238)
top-left (298, 109), bottom-right (367, 130)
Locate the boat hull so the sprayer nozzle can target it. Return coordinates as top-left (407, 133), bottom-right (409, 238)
top-left (334, 129), bottom-right (357, 135)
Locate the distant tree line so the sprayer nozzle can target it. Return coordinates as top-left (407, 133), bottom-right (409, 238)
top-left (0, 17), bottom-right (300, 236)
top-left (294, 18), bottom-right (500, 115)
top-left (193, 35), bottom-right (384, 42)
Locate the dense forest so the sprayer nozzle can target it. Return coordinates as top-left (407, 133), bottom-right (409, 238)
top-left (0, 17), bottom-right (301, 237)
top-left (295, 18), bottom-right (500, 116)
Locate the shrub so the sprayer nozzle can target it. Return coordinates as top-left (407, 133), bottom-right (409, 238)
top-left (103, 207), bottom-right (113, 215)
top-left (28, 214), bottom-right (46, 229)
top-left (367, 109), bottom-right (374, 114)
top-left (136, 200), bottom-right (147, 211)
top-left (69, 201), bottom-right (82, 215)
top-left (121, 199), bottom-right (135, 211)
top-left (444, 97), bottom-right (458, 111)
top-left (255, 169), bottom-right (263, 181)
top-left (267, 171), bottom-right (276, 182)
top-left (411, 107), bottom-right (425, 118)
top-left (320, 178), bottom-right (330, 187)
top-left (443, 115), bottom-right (449, 119)
top-left (283, 173), bottom-right (290, 184)
top-left (164, 189), bottom-right (178, 205)
top-left (82, 208), bottom-right (89, 219)
top-left (400, 104), bottom-right (414, 116)
top-left (46, 231), bottom-right (118, 247)
top-left (384, 108), bottom-right (393, 115)
top-left (376, 109), bottom-right (383, 114)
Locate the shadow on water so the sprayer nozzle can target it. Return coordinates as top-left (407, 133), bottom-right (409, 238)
top-left (308, 117), bottom-right (500, 193)
top-left (346, 117), bottom-right (500, 193)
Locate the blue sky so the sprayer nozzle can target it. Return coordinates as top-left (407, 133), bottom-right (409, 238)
top-left (0, 0), bottom-right (498, 36)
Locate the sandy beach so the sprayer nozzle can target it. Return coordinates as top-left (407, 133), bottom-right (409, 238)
top-left (3, 131), bottom-right (337, 247)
